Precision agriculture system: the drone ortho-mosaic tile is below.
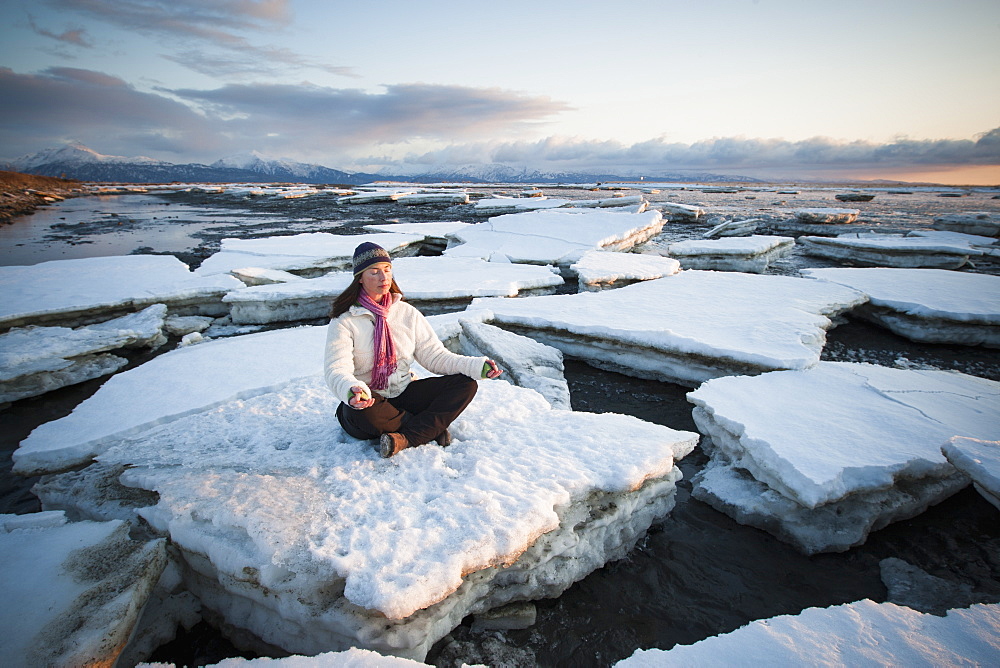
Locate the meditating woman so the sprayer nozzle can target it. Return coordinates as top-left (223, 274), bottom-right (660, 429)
top-left (324, 242), bottom-right (503, 457)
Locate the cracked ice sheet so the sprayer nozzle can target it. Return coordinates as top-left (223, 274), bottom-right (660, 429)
top-left (445, 208), bottom-right (663, 264)
top-left (570, 250), bottom-right (681, 289)
top-left (473, 271), bottom-right (866, 383)
top-left (687, 362), bottom-right (1000, 509)
top-left (98, 377), bottom-right (698, 619)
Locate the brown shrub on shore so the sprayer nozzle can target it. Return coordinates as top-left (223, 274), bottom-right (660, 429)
top-left (0, 170), bottom-right (84, 223)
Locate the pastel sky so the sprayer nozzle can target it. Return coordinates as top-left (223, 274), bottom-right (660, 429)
top-left (1, 0), bottom-right (998, 184)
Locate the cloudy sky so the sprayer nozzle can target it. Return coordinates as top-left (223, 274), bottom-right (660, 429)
top-left (2, 0), bottom-right (998, 183)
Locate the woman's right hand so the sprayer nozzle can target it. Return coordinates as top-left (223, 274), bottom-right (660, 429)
top-left (348, 385), bottom-right (374, 409)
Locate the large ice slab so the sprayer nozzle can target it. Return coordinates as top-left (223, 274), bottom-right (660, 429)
top-left (688, 362), bottom-right (999, 553)
top-left (768, 207), bottom-right (862, 235)
top-left (223, 257), bottom-right (564, 325)
top-left (445, 208), bottom-right (664, 267)
top-left (942, 436), bottom-right (1000, 510)
top-left (0, 255), bottom-right (243, 330)
top-left (0, 304), bottom-right (167, 404)
top-left (53, 376), bottom-right (697, 660)
top-left (472, 271), bottom-right (866, 386)
top-left (933, 211), bottom-right (1000, 237)
top-left (570, 250), bottom-right (681, 291)
top-left (797, 233), bottom-right (982, 269)
top-left (802, 267), bottom-right (1000, 347)
top-left (662, 235), bottom-right (795, 273)
top-left (196, 233), bottom-right (425, 278)
top-left (0, 512), bottom-right (166, 667)
top-left (615, 601), bottom-right (1000, 667)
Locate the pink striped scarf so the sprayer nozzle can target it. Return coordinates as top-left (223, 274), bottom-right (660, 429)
top-left (358, 291), bottom-right (397, 390)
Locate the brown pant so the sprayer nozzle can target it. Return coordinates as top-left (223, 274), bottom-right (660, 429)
top-left (336, 374), bottom-right (478, 446)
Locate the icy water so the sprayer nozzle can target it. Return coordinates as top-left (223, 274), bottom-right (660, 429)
top-left (1, 183), bottom-right (999, 667)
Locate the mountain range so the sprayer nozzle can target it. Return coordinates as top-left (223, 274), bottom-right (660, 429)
top-left (2, 142), bottom-right (758, 185)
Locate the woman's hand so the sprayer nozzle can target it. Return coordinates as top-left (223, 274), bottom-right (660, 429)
top-left (348, 385), bottom-right (375, 409)
top-left (484, 360), bottom-right (503, 379)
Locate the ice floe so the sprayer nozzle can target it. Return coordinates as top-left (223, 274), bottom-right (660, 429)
top-left (445, 208), bottom-right (664, 269)
top-left (658, 202), bottom-right (704, 220)
top-left (688, 362), bottom-right (999, 553)
top-left (223, 257), bottom-right (564, 325)
top-left (472, 271), bottom-right (866, 386)
top-left (942, 436), bottom-right (1000, 510)
top-left (703, 218), bottom-right (761, 238)
top-left (768, 207), bottom-right (862, 235)
top-left (0, 511), bottom-right (166, 667)
top-left (933, 211), bottom-right (1000, 237)
top-left (661, 235), bottom-right (795, 273)
top-left (570, 250), bottom-right (681, 291)
top-left (802, 267), bottom-right (1000, 347)
top-left (0, 255), bottom-right (243, 330)
top-left (1, 304), bottom-right (167, 404)
top-left (32, 373), bottom-right (697, 660)
top-left (797, 233), bottom-right (983, 269)
top-left (615, 600), bottom-right (1000, 667)
top-left (196, 233), bottom-right (425, 278)
top-left (473, 196), bottom-right (571, 213)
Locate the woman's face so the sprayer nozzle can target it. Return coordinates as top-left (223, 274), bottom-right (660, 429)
top-left (359, 262), bottom-right (392, 298)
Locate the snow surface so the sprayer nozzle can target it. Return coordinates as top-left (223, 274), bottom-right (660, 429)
top-left (615, 600), bottom-right (1000, 667)
top-left (798, 234), bottom-right (981, 269)
top-left (0, 255), bottom-right (242, 328)
top-left (688, 362), bottom-right (999, 510)
top-left (445, 208), bottom-right (664, 265)
top-left (662, 236), bottom-right (795, 273)
top-left (942, 436), bottom-right (1000, 510)
top-left (570, 250), bottom-right (681, 291)
top-left (473, 271), bottom-right (866, 386)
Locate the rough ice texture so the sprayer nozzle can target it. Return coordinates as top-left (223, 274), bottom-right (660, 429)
top-left (802, 267), bottom-right (1000, 347)
top-left (472, 196), bottom-right (572, 213)
top-left (445, 208), bottom-right (664, 266)
top-left (658, 202), bottom-right (704, 220)
top-left (880, 557), bottom-right (1000, 616)
top-left (223, 257), bottom-right (564, 325)
top-left (663, 235), bottom-right (795, 273)
top-left (933, 211), bottom-right (1000, 237)
top-left (570, 250), bottom-right (681, 291)
top-left (395, 192), bottom-right (470, 205)
top-left (473, 271), bottom-right (866, 386)
top-left (65, 377), bottom-right (697, 659)
top-left (797, 234), bottom-right (980, 269)
top-left (0, 304), bottom-right (167, 403)
top-left (0, 512), bottom-right (166, 667)
top-left (703, 218), bottom-right (760, 238)
top-left (458, 319), bottom-right (571, 409)
top-left (615, 601), bottom-right (1000, 667)
top-left (0, 255), bottom-right (243, 329)
top-left (196, 233), bottom-right (425, 278)
top-left (688, 362), bottom-right (999, 553)
top-left (942, 436), bottom-right (1000, 510)
top-left (230, 267), bottom-right (306, 286)
top-left (793, 208), bottom-right (860, 223)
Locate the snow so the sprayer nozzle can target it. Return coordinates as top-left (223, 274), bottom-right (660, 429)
top-left (195, 233), bottom-right (425, 277)
top-left (570, 250), bottom-right (681, 291)
top-left (797, 233), bottom-right (982, 269)
top-left (473, 271), bottom-right (866, 386)
top-left (223, 257), bottom-right (564, 324)
top-left (802, 267), bottom-right (1000, 347)
top-left (942, 436), bottom-right (1000, 510)
top-left (0, 511), bottom-right (166, 667)
top-left (615, 601), bottom-right (1000, 667)
top-left (445, 208), bottom-right (664, 266)
top-left (662, 235), bottom-right (795, 273)
top-left (688, 362), bottom-right (999, 552)
top-left (0, 255), bottom-right (243, 329)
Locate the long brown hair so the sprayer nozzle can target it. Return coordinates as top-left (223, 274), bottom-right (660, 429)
top-left (330, 276), bottom-right (403, 319)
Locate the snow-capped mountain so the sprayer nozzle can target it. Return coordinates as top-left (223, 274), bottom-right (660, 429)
top-left (12, 142), bottom-right (170, 171)
top-left (211, 152), bottom-right (358, 183)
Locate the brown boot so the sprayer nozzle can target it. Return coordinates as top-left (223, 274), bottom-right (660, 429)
top-left (379, 432), bottom-right (409, 458)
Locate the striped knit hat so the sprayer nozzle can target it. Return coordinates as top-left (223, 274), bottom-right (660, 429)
top-left (352, 242), bottom-right (391, 276)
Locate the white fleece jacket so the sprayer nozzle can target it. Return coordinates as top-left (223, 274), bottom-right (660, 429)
top-left (324, 295), bottom-right (488, 402)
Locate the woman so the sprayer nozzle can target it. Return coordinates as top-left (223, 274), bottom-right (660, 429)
top-left (325, 242), bottom-right (503, 458)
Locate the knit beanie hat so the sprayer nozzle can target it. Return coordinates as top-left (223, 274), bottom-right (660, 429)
top-left (352, 242), bottom-right (391, 276)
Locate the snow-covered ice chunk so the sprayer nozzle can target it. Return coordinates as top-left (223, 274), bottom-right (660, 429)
top-left (0, 304), bottom-right (167, 403)
top-left (797, 233), bottom-right (982, 269)
top-left (703, 218), bottom-right (760, 238)
top-left (473, 271), bottom-right (866, 386)
top-left (793, 208), bottom-right (860, 223)
top-left (13, 325), bottom-right (329, 475)
top-left (0, 512), bottom-right (166, 667)
top-left (473, 196), bottom-right (572, 213)
top-left (802, 267), bottom-right (1000, 347)
top-left (942, 436), bottom-right (1000, 511)
top-left (662, 235), bottom-right (795, 273)
top-left (196, 233), bottom-right (424, 278)
top-left (688, 362), bottom-right (999, 553)
top-left (230, 267), bottom-right (306, 286)
top-left (223, 257), bottom-right (564, 325)
top-left (459, 320), bottom-right (571, 409)
top-left (570, 251), bottom-right (681, 291)
top-left (614, 601), bottom-right (1000, 667)
top-left (395, 192), bottom-right (470, 205)
top-left (363, 222), bottom-right (473, 238)
top-left (0, 255), bottom-right (242, 329)
top-left (56, 377), bottom-right (698, 660)
top-left (658, 202), bottom-right (704, 220)
top-left (338, 189), bottom-right (417, 204)
top-left (445, 208), bottom-right (664, 268)
top-left (933, 211), bottom-right (1000, 237)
